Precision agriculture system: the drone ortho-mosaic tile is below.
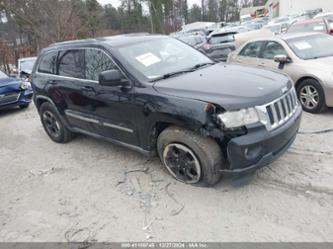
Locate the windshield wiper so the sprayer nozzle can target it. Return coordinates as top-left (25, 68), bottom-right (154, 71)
top-left (150, 62), bottom-right (215, 82)
top-left (150, 69), bottom-right (195, 82)
top-left (190, 62), bottom-right (215, 70)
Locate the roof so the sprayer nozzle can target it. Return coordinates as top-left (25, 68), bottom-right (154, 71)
top-left (292, 18), bottom-right (325, 25)
top-left (46, 33), bottom-right (166, 51)
top-left (236, 32), bottom-right (325, 46)
top-left (278, 32), bottom-right (326, 40)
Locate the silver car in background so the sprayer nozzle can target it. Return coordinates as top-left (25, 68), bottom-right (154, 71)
top-left (228, 33), bottom-right (333, 113)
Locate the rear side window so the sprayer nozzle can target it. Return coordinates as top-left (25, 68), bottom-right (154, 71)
top-left (38, 52), bottom-right (57, 74)
top-left (58, 50), bottom-right (85, 79)
top-left (85, 49), bottom-right (116, 81)
top-left (239, 41), bottom-right (264, 57)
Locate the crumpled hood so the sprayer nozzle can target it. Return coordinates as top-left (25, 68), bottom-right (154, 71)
top-left (153, 63), bottom-right (292, 110)
top-left (0, 78), bottom-right (21, 93)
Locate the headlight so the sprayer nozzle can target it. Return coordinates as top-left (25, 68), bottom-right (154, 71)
top-left (218, 108), bottom-right (260, 129)
top-left (20, 80), bottom-right (31, 90)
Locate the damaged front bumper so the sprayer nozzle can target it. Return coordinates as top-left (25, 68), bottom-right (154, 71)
top-left (221, 104), bottom-right (302, 175)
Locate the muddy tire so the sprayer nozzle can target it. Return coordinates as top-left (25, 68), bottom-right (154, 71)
top-left (40, 102), bottom-right (75, 143)
top-left (157, 126), bottom-right (223, 187)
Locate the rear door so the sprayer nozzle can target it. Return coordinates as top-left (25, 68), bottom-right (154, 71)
top-left (233, 41), bottom-right (265, 66)
top-left (54, 49), bottom-right (101, 134)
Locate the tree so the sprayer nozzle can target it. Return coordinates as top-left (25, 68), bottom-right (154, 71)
top-left (206, 0), bottom-right (219, 22)
top-left (149, 0), bottom-right (164, 33)
top-left (102, 4), bottom-right (121, 30)
top-left (188, 4), bottom-right (202, 23)
top-left (84, 0), bottom-right (102, 36)
top-left (0, 0), bottom-right (87, 51)
top-left (219, 0), bottom-right (228, 22)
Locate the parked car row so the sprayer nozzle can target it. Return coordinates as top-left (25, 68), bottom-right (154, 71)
top-left (175, 10), bottom-right (333, 63)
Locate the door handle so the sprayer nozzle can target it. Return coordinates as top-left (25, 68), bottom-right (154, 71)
top-left (47, 80), bottom-right (57, 85)
top-left (81, 86), bottom-right (96, 97)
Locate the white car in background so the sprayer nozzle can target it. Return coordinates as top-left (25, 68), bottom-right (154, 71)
top-left (18, 57), bottom-right (37, 79)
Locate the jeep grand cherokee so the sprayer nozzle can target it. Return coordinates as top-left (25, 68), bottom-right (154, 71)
top-left (31, 34), bottom-right (302, 186)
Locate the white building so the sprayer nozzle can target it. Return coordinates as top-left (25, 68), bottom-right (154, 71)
top-left (265, 0), bottom-right (333, 17)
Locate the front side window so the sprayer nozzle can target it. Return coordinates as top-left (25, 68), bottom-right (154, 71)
top-left (239, 41), bottom-right (264, 58)
top-left (261, 41), bottom-right (287, 60)
top-left (85, 49), bottom-right (116, 81)
top-left (38, 52), bottom-right (57, 74)
top-left (58, 50), bottom-right (85, 79)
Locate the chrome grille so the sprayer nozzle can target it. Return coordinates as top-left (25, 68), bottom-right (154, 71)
top-left (0, 92), bottom-right (20, 105)
top-left (256, 88), bottom-right (299, 131)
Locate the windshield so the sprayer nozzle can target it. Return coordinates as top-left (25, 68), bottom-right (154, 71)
top-left (288, 21), bottom-right (327, 33)
top-left (19, 58), bottom-right (36, 72)
top-left (287, 34), bottom-right (333, 59)
top-left (210, 34), bottom-right (235, 44)
top-left (0, 71), bottom-right (8, 79)
top-left (117, 38), bottom-right (212, 81)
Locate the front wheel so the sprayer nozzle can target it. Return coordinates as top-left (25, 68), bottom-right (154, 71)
top-left (157, 126), bottom-right (223, 187)
top-left (296, 79), bottom-right (326, 113)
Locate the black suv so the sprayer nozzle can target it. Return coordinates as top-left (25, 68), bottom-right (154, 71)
top-left (32, 34), bottom-right (302, 186)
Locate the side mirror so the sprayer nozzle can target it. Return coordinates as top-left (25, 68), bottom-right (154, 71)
top-left (99, 69), bottom-right (127, 87)
top-left (274, 54), bottom-right (292, 69)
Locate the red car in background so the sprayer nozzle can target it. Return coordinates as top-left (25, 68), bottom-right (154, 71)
top-left (287, 18), bottom-right (333, 35)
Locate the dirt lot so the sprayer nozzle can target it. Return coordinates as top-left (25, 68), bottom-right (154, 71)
top-left (0, 104), bottom-right (333, 242)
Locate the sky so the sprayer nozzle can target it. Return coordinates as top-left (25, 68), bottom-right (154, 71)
top-left (97, 0), bottom-right (202, 8)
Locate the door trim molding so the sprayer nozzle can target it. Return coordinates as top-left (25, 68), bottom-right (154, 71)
top-left (65, 109), bottom-right (134, 133)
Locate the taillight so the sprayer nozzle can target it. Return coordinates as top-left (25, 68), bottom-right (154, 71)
top-left (203, 43), bottom-right (211, 50)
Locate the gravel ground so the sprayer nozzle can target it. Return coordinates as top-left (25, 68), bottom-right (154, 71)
top-left (0, 104), bottom-right (333, 242)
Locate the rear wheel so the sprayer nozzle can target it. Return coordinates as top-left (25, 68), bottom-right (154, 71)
top-left (296, 79), bottom-right (326, 113)
top-left (157, 126), bottom-right (223, 187)
top-left (40, 102), bottom-right (75, 143)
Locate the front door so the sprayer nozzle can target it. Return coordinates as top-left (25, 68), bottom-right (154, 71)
top-left (257, 41), bottom-right (295, 77)
top-left (82, 48), bottom-right (139, 146)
